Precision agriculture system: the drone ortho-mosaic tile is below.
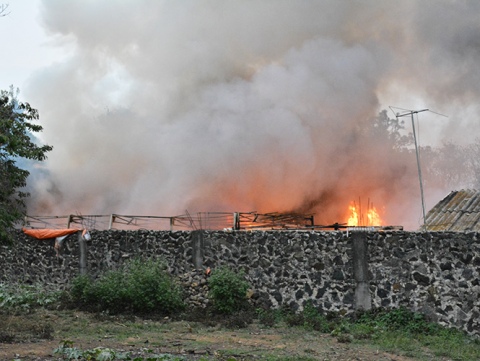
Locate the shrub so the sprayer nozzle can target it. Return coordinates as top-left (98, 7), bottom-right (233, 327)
top-left (91, 270), bottom-right (129, 313)
top-left (280, 302), bottom-right (332, 333)
top-left (70, 275), bottom-right (93, 306)
top-left (301, 302), bottom-right (331, 332)
top-left (125, 258), bottom-right (184, 314)
top-left (257, 308), bottom-right (282, 327)
top-left (69, 258), bottom-right (184, 315)
top-left (222, 309), bottom-right (255, 328)
top-left (208, 266), bottom-right (250, 314)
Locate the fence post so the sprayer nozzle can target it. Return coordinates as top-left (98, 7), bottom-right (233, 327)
top-left (233, 213), bottom-right (240, 230)
top-left (78, 231), bottom-right (88, 275)
top-left (351, 231), bottom-right (372, 310)
top-left (191, 230), bottom-right (204, 269)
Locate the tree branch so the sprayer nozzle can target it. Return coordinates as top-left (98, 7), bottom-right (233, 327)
top-left (0, 4), bottom-right (10, 17)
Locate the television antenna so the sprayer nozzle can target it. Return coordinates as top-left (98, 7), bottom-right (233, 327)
top-left (389, 106), bottom-right (448, 229)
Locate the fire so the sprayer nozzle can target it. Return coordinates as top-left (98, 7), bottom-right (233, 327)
top-left (367, 206), bottom-right (382, 226)
top-left (346, 200), bottom-right (383, 227)
top-left (347, 204), bottom-right (359, 226)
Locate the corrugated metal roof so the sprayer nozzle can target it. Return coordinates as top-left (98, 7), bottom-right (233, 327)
top-left (424, 189), bottom-right (480, 231)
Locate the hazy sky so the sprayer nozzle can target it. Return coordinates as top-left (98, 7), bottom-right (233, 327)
top-left (2, 1), bottom-right (480, 230)
top-left (0, 1), bottom-right (66, 89)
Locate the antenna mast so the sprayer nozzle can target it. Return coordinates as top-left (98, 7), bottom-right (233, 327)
top-left (392, 108), bottom-right (429, 229)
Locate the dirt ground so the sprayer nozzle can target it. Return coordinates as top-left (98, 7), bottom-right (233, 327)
top-left (0, 309), bottom-right (446, 361)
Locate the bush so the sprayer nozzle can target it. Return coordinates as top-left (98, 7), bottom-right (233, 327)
top-left (208, 266), bottom-right (250, 314)
top-left (125, 258), bottom-right (184, 314)
top-left (69, 258), bottom-right (184, 315)
top-left (282, 302), bottom-right (331, 332)
top-left (70, 275), bottom-right (93, 306)
top-left (301, 302), bottom-right (331, 332)
top-left (257, 308), bottom-right (282, 327)
top-left (222, 309), bottom-right (255, 328)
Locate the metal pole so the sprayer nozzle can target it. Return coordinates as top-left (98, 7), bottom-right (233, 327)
top-left (410, 112), bottom-right (427, 228)
top-left (395, 109), bottom-right (428, 229)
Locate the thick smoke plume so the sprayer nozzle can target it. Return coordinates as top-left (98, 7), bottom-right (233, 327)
top-left (24, 1), bottom-right (480, 230)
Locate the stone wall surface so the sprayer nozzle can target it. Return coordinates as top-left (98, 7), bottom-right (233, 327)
top-left (1, 229), bottom-right (479, 335)
top-left (367, 231), bottom-right (480, 333)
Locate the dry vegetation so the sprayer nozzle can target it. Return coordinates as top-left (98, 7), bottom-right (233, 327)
top-left (1, 309), bottom-right (422, 361)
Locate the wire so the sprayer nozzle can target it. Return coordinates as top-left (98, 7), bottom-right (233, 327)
top-left (416, 112), bottom-right (421, 149)
top-left (428, 109), bottom-right (448, 118)
top-left (389, 105), bottom-right (415, 113)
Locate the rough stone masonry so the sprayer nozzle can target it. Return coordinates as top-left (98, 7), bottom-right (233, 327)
top-left (1, 229), bottom-right (479, 335)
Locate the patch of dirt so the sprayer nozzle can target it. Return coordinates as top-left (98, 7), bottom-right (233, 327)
top-left (0, 309), bottom-right (449, 361)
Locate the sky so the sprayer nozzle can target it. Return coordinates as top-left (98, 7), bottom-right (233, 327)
top-left (0, 1), bottom-right (66, 90)
top-left (2, 0), bottom-right (480, 230)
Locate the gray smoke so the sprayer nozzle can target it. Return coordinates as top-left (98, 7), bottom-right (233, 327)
top-left (23, 0), bottom-right (480, 230)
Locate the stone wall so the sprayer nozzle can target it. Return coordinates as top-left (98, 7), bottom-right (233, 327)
top-left (367, 231), bottom-right (480, 334)
top-left (1, 229), bottom-right (479, 335)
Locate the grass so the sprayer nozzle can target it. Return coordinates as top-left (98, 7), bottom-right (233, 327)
top-left (2, 280), bottom-right (480, 360)
top-left (4, 306), bottom-right (480, 360)
top-left (368, 330), bottom-right (472, 360)
top-left (255, 305), bottom-right (480, 361)
top-left (329, 308), bottom-right (480, 361)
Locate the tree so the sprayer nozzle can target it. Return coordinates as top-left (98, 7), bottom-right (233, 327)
top-left (465, 138), bottom-right (480, 189)
top-left (0, 4), bottom-right (9, 17)
top-left (421, 141), bottom-right (470, 189)
top-left (0, 88), bottom-right (53, 243)
top-left (369, 109), bottom-right (413, 149)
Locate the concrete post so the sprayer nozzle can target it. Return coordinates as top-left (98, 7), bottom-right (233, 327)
top-left (78, 231), bottom-right (88, 276)
top-left (191, 230), bottom-right (204, 269)
top-left (108, 214), bottom-right (115, 230)
top-left (233, 212), bottom-right (240, 230)
top-left (351, 231), bottom-right (371, 310)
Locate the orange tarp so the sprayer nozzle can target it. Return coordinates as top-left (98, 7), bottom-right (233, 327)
top-left (23, 228), bottom-right (79, 240)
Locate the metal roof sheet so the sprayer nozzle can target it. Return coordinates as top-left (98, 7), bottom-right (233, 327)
top-left (424, 189), bottom-right (480, 231)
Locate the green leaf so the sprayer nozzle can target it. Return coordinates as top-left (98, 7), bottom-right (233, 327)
top-left (0, 88), bottom-right (52, 245)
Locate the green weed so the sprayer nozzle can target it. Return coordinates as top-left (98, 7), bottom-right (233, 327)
top-left (54, 339), bottom-right (187, 360)
top-left (341, 307), bottom-right (480, 360)
top-left (351, 307), bottom-right (441, 335)
top-left (282, 302), bottom-right (331, 333)
top-left (257, 308), bottom-right (283, 327)
top-left (0, 282), bottom-right (60, 313)
top-left (208, 267), bottom-right (250, 315)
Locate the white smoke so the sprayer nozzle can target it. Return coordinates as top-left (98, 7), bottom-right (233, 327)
top-left (23, 0), bottom-right (480, 230)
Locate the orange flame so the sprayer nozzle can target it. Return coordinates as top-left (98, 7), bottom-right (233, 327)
top-left (367, 206), bottom-right (382, 226)
top-left (346, 201), bottom-right (383, 227)
top-left (347, 204), bottom-right (359, 226)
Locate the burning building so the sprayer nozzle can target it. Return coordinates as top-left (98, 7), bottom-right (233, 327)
top-left (17, 2), bottom-right (480, 231)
